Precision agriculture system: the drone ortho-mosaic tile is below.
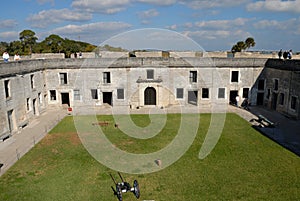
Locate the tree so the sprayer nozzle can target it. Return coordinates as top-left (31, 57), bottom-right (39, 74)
top-left (231, 37), bottom-right (255, 52)
top-left (44, 34), bottom-right (64, 53)
top-left (8, 41), bottom-right (23, 55)
top-left (231, 41), bottom-right (246, 52)
top-left (0, 31), bottom-right (98, 57)
top-left (245, 37), bottom-right (255, 50)
top-left (63, 38), bottom-right (81, 58)
top-left (0, 42), bottom-right (9, 54)
top-left (19, 30), bottom-right (38, 54)
top-left (85, 44), bottom-right (96, 52)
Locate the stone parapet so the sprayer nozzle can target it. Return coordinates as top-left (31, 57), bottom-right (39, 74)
top-left (0, 57), bottom-right (268, 78)
top-left (265, 59), bottom-right (300, 71)
top-left (31, 53), bottom-right (65, 59)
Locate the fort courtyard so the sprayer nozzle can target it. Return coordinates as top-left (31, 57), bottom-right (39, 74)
top-left (0, 53), bottom-right (299, 200)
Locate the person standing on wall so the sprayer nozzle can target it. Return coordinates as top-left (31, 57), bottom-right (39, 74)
top-left (278, 49), bottom-right (282, 59)
top-left (288, 50), bottom-right (292, 59)
top-left (14, 53), bottom-right (20, 61)
top-left (283, 51), bottom-right (288, 60)
top-left (2, 51), bottom-right (9, 62)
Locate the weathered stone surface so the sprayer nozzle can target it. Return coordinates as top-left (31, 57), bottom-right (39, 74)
top-left (1, 57), bottom-right (299, 138)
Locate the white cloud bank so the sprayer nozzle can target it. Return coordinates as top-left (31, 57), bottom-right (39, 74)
top-left (247, 0), bottom-right (300, 13)
top-left (27, 9), bottom-right (92, 28)
top-left (71, 0), bottom-right (131, 14)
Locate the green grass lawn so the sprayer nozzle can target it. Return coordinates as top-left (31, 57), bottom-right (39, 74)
top-left (0, 113), bottom-right (299, 201)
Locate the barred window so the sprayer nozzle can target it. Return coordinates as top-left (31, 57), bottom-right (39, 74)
top-left (91, 89), bottom-right (98, 99)
top-left (30, 74), bottom-right (35, 88)
top-left (4, 80), bottom-right (10, 98)
top-left (231, 71), bottom-right (239, 82)
top-left (117, 89), bottom-right (124, 99)
top-left (274, 79), bottom-right (279, 91)
top-left (26, 98), bottom-right (31, 111)
top-left (291, 96), bottom-right (297, 110)
top-left (258, 79), bottom-right (265, 90)
top-left (59, 73), bottom-right (68, 85)
top-left (176, 88), bottom-right (184, 99)
top-left (279, 93), bottom-right (284, 105)
top-left (218, 88), bottom-right (225, 99)
top-left (243, 88), bottom-right (249, 98)
top-left (266, 89), bottom-right (271, 99)
top-left (103, 72), bottom-right (111, 84)
top-left (147, 69), bottom-right (154, 79)
top-left (50, 90), bottom-right (56, 100)
top-left (202, 88), bottom-right (209, 99)
top-left (74, 89), bottom-right (80, 100)
top-left (189, 71), bottom-right (197, 83)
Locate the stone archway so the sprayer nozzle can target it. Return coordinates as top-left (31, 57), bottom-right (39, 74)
top-left (144, 87), bottom-right (156, 105)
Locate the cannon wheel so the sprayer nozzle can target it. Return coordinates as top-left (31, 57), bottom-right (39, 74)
top-left (133, 180), bottom-right (140, 199)
top-left (116, 184), bottom-right (123, 201)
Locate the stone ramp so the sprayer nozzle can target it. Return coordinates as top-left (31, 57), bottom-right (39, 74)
top-left (0, 108), bottom-right (67, 176)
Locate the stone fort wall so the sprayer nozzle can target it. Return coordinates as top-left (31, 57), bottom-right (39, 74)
top-left (0, 57), bottom-right (299, 139)
top-left (4, 51), bottom-right (300, 61)
top-left (257, 59), bottom-right (300, 119)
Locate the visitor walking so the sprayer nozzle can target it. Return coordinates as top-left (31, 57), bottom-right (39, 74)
top-left (288, 50), bottom-right (292, 59)
top-left (236, 95), bottom-right (240, 107)
top-left (283, 51), bottom-right (288, 60)
top-left (278, 49), bottom-right (282, 59)
top-left (241, 98), bottom-right (250, 110)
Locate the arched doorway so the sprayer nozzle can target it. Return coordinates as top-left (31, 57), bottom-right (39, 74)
top-left (144, 87), bottom-right (156, 105)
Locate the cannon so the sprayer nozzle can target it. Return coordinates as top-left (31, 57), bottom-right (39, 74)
top-left (110, 172), bottom-right (140, 201)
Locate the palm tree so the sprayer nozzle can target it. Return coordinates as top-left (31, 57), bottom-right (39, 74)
top-left (231, 41), bottom-right (246, 52)
top-left (245, 37), bottom-right (255, 50)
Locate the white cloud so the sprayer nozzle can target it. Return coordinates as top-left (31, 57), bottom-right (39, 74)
top-left (141, 20), bottom-right (151, 25)
top-left (253, 18), bottom-right (300, 34)
top-left (47, 21), bottom-right (132, 45)
top-left (136, 0), bottom-right (177, 6)
top-left (183, 29), bottom-right (251, 50)
top-left (184, 30), bottom-right (231, 40)
top-left (51, 21), bottom-right (132, 35)
top-left (72, 0), bottom-right (130, 14)
top-left (165, 18), bottom-right (252, 48)
top-left (137, 9), bottom-right (159, 19)
top-left (0, 31), bottom-right (19, 41)
top-left (36, 0), bottom-right (55, 5)
top-left (166, 24), bottom-right (177, 30)
top-left (247, 0), bottom-right (300, 13)
top-left (0, 19), bottom-right (18, 29)
top-left (195, 18), bottom-right (250, 30)
top-left (179, 0), bottom-right (249, 9)
top-left (104, 28), bottom-right (203, 51)
top-left (71, 0), bottom-right (177, 14)
top-left (184, 22), bottom-right (193, 28)
top-left (27, 9), bottom-right (92, 28)
top-left (254, 19), bottom-right (283, 29)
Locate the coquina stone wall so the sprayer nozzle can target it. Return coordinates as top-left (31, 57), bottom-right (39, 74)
top-left (256, 59), bottom-right (300, 119)
top-left (1, 57), bottom-right (298, 139)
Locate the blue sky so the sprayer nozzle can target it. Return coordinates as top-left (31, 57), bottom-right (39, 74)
top-left (0, 0), bottom-right (300, 51)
